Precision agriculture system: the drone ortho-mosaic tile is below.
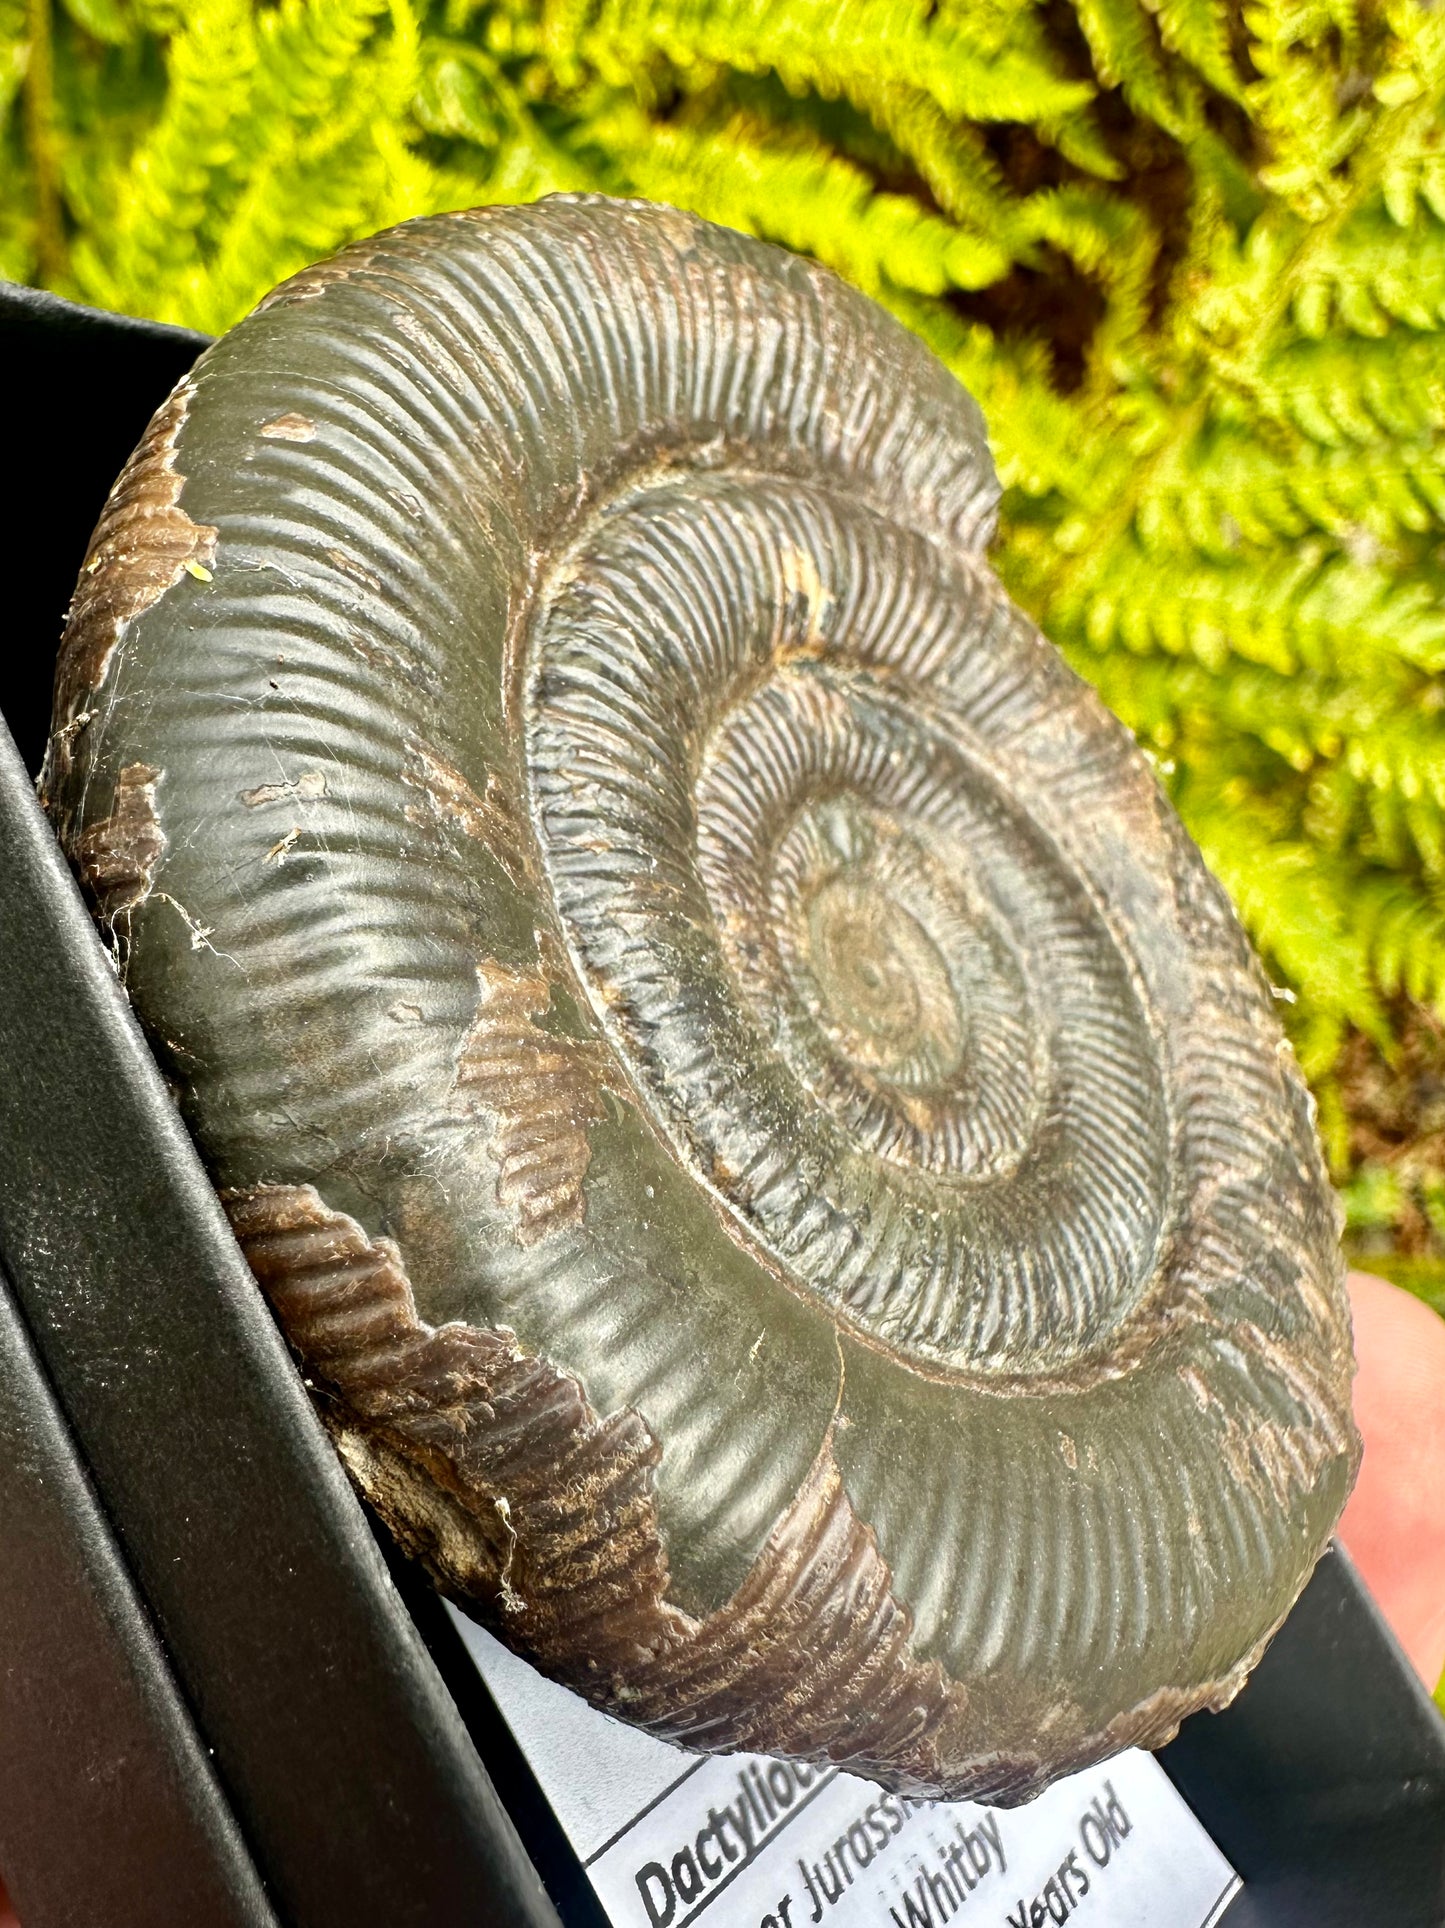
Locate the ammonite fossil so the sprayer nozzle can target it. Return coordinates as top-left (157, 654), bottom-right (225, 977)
top-left (43, 196), bottom-right (1359, 1803)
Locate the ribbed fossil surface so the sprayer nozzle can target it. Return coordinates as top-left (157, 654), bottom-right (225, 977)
top-left (43, 197), bottom-right (1359, 1802)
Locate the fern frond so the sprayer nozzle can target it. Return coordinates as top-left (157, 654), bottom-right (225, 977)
top-left (1380, 145), bottom-right (1445, 230)
top-left (1258, 329), bottom-right (1445, 448)
top-left (186, 0), bottom-right (433, 329)
top-left (1017, 182), bottom-right (1157, 381)
top-left (892, 293), bottom-right (1112, 507)
top-left (71, 0), bottom-right (256, 317)
top-left (1354, 876), bottom-right (1445, 1009)
top-left (1167, 424), bottom-right (1445, 548)
top-left (253, 0), bottom-right (391, 129)
top-left (1344, 705), bottom-right (1445, 810)
top-left (58, 0), bottom-right (145, 46)
top-left (1042, 527), bottom-right (1445, 679)
top-left (1072, 0), bottom-right (1187, 133)
top-left (70, 0), bottom-right (444, 332)
top-left (416, 36), bottom-right (599, 200)
top-left (855, 82), bottom-right (1032, 250)
top-left (1242, 0), bottom-right (1370, 215)
top-left (1148, 0), bottom-right (1242, 103)
top-left (1292, 195), bottom-right (1445, 338)
top-left (553, 0), bottom-right (1098, 126)
top-left (575, 97), bottom-right (1012, 296)
top-left (1182, 784), bottom-right (1388, 1038)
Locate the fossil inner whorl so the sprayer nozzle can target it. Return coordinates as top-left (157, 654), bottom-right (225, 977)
top-left (526, 479), bottom-right (1169, 1375)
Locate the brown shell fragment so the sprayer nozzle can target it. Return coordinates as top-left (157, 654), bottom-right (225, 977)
top-left (74, 761), bottom-right (166, 926)
top-left (44, 197), bottom-right (1359, 1800)
top-left (50, 384), bottom-right (216, 769)
top-left (452, 961), bottom-right (610, 1244)
top-left (226, 1182), bottom-right (677, 1671)
top-left (258, 412), bottom-right (316, 442)
top-left (226, 1183), bottom-right (967, 1792)
top-left (402, 741), bottom-right (532, 893)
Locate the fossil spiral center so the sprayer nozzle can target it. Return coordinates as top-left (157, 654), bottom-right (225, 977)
top-left (782, 805), bottom-right (966, 1091)
top-left (524, 478), bottom-right (1171, 1378)
top-left (805, 876), bottom-right (960, 1080)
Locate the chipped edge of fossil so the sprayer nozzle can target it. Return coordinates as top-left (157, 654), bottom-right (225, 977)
top-left (258, 412), bottom-right (316, 442)
top-left (73, 761), bottom-right (166, 927)
top-left (253, 250), bottom-right (383, 312)
top-left (224, 1179), bottom-right (1266, 1801)
top-left (240, 770), bottom-right (328, 810)
top-left (451, 959), bottom-right (609, 1245)
top-left (48, 383), bottom-right (217, 773)
top-left (402, 738), bottom-right (533, 894)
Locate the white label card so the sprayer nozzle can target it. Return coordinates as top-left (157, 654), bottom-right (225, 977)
top-left (450, 1610), bottom-right (1240, 1928)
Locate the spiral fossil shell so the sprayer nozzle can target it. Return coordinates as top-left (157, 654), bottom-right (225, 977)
top-left (43, 196), bottom-right (1359, 1802)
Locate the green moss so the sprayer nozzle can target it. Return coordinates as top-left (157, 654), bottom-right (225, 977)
top-left (8, 0), bottom-right (1445, 1265)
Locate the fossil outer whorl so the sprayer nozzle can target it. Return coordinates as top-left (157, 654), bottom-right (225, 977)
top-left (43, 197), bottom-right (1359, 1802)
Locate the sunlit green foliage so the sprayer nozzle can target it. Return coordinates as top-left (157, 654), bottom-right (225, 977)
top-left (7, 0), bottom-right (1445, 1277)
